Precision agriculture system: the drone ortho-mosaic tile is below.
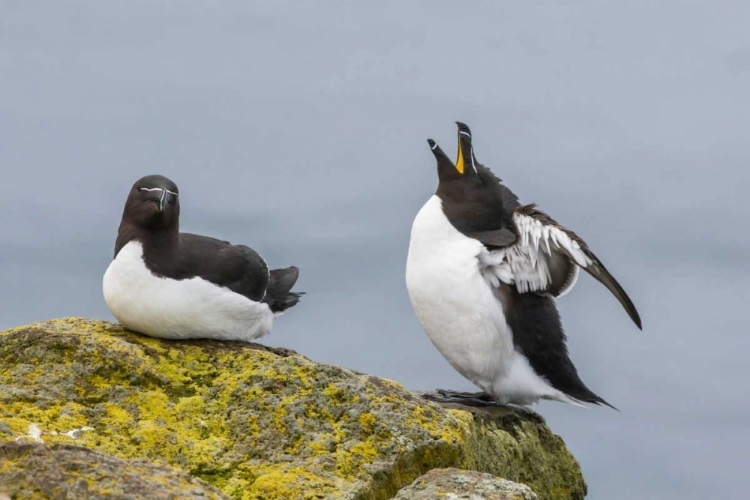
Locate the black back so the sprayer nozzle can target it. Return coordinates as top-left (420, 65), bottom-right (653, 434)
top-left (168, 233), bottom-right (269, 302)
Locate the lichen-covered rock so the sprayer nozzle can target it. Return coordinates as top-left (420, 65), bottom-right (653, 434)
top-left (0, 441), bottom-right (229, 499)
top-left (394, 468), bottom-right (538, 499)
top-left (439, 405), bottom-right (585, 500)
top-left (0, 318), bottom-right (586, 500)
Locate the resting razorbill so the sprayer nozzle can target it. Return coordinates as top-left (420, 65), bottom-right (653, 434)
top-left (103, 175), bottom-right (302, 341)
top-left (405, 123), bottom-right (640, 407)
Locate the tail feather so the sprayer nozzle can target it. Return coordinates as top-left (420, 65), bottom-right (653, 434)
top-left (264, 266), bottom-right (304, 313)
top-left (562, 389), bottom-right (619, 411)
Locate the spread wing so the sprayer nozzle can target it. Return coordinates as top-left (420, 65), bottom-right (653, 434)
top-left (480, 204), bottom-right (642, 329)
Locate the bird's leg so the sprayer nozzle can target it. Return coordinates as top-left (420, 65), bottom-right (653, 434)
top-left (418, 389), bottom-right (507, 407)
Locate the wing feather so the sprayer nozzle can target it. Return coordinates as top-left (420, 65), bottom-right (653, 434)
top-left (513, 205), bottom-right (641, 329)
top-left (479, 204), bottom-right (641, 329)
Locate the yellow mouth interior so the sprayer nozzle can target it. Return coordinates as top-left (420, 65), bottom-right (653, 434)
top-left (455, 138), bottom-right (465, 174)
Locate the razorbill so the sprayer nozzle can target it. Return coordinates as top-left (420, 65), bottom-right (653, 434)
top-left (405, 123), bottom-right (640, 407)
top-left (103, 175), bottom-right (303, 341)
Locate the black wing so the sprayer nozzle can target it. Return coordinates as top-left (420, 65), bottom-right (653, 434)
top-left (514, 205), bottom-right (642, 329)
top-left (176, 233), bottom-right (270, 302)
top-left (495, 283), bottom-right (616, 408)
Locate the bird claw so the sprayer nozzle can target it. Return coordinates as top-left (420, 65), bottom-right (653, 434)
top-left (418, 389), bottom-right (506, 408)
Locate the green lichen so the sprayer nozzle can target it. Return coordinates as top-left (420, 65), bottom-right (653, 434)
top-left (454, 408), bottom-right (586, 499)
top-left (0, 318), bottom-right (585, 500)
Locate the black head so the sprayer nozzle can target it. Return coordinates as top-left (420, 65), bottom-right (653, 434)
top-left (121, 175), bottom-right (180, 230)
top-left (430, 123), bottom-right (519, 240)
top-left (455, 121), bottom-right (478, 175)
top-left (427, 138), bottom-right (464, 183)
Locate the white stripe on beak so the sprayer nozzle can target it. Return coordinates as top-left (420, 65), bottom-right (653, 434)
top-left (159, 189), bottom-right (168, 211)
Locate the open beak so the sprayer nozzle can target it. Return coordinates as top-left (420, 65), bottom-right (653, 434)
top-left (456, 141), bottom-right (466, 175)
top-left (455, 121), bottom-right (473, 174)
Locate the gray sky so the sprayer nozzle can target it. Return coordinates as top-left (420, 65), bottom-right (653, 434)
top-left (2, 1), bottom-right (749, 498)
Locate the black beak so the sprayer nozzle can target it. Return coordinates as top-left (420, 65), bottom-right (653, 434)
top-left (456, 121), bottom-right (472, 138)
top-left (427, 138), bottom-right (449, 159)
top-left (158, 189), bottom-right (169, 212)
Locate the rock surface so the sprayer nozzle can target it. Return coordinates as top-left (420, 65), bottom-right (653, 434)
top-left (394, 468), bottom-right (538, 499)
top-left (0, 441), bottom-right (229, 499)
top-left (0, 318), bottom-right (586, 499)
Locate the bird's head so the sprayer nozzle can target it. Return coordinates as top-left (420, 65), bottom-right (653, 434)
top-left (122, 174), bottom-right (180, 230)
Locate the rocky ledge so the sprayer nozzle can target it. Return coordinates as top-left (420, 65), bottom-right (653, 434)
top-left (0, 318), bottom-right (586, 499)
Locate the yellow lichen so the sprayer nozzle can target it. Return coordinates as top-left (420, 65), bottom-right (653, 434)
top-left (358, 412), bottom-right (377, 437)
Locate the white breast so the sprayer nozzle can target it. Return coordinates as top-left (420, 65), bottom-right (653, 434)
top-left (405, 196), bottom-right (515, 394)
top-left (102, 241), bottom-right (274, 341)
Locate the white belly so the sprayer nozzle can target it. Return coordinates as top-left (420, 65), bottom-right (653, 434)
top-left (406, 196), bottom-right (514, 394)
top-left (406, 196), bottom-right (566, 405)
top-left (103, 241), bottom-right (274, 341)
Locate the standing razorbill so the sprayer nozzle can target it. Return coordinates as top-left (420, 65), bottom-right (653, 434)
top-left (405, 123), bottom-right (640, 407)
top-left (103, 175), bottom-right (302, 341)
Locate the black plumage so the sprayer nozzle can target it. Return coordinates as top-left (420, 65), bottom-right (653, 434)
top-left (494, 284), bottom-right (616, 409)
